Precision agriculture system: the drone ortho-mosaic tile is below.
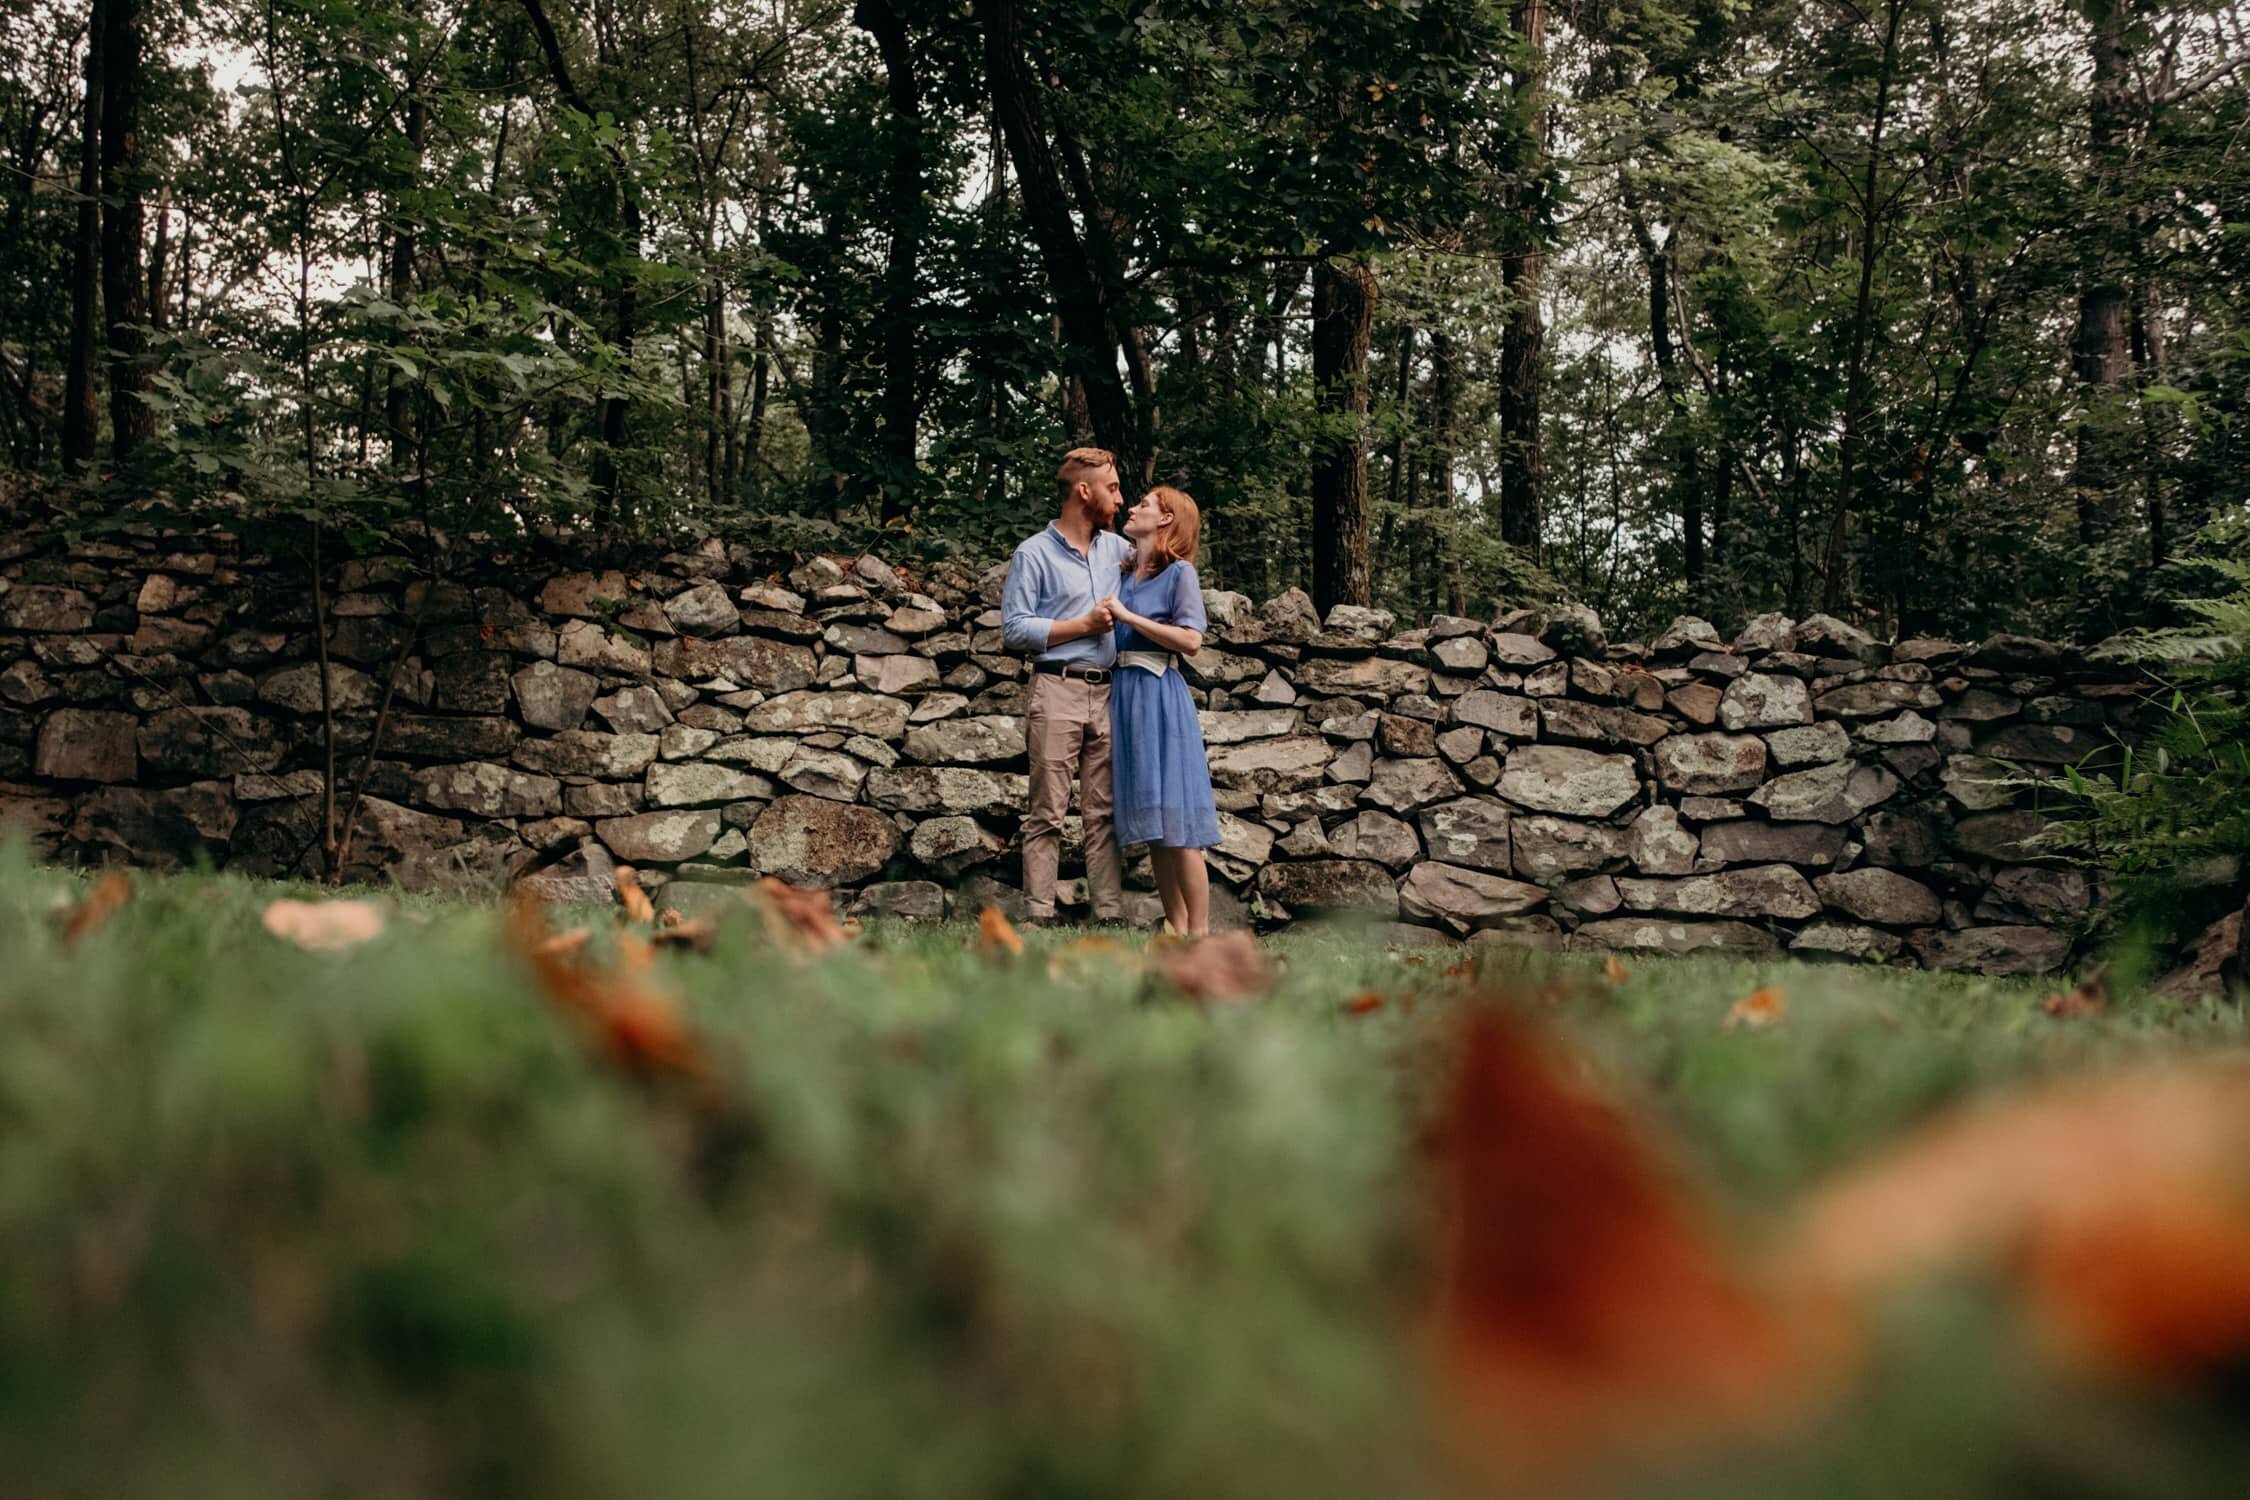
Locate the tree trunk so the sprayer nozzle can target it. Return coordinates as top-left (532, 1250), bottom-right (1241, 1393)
top-left (385, 84), bottom-right (425, 477)
top-left (63, 0), bottom-right (103, 470)
top-left (855, 0), bottom-right (923, 522)
top-left (518, 0), bottom-right (637, 530)
top-left (1310, 257), bottom-right (1377, 612)
top-left (1631, 201), bottom-right (1704, 604)
top-left (2070, 0), bottom-right (2134, 540)
top-left (98, 0), bottom-right (151, 461)
top-left (1428, 327), bottom-right (1463, 616)
top-left (1818, 0), bottom-right (1907, 613)
top-left (1497, 0), bottom-right (1547, 557)
top-left (973, 0), bottom-right (1136, 472)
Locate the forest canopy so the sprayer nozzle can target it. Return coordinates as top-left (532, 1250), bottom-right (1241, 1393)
top-left (2, 0), bottom-right (2246, 640)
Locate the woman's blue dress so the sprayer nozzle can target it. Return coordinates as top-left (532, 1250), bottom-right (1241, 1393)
top-left (1112, 562), bottom-right (1222, 850)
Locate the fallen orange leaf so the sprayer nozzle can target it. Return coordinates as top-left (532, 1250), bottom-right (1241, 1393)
top-left (261, 897), bottom-right (386, 952)
top-left (1601, 956), bottom-right (1629, 986)
top-left (1151, 929), bottom-right (1272, 1003)
top-left (1724, 987), bottom-right (1787, 1030)
top-left (58, 870), bottom-right (132, 950)
top-left (2022, 1184), bottom-right (2250, 1382)
top-left (1788, 1053), bottom-right (2250, 1382)
top-left (1345, 990), bottom-right (1388, 1016)
top-left (754, 877), bottom-right (848, 954)
top-left (507, 895), bottom-right (707, 1080)
top-left (976, 905), bottom-right (1024, 959)
top-left (2039, 972), bottom-right (2109, 1019)
top-left (1434, 1010), bottom-right (1822, 1476)
top-left (615, 865), bottom-right (657, 924)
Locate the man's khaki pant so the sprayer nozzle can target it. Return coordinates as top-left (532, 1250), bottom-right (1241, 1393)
top-left (1022, 671), bottom-right (1122, 920)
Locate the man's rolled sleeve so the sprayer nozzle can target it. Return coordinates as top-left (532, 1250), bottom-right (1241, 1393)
top-left (1000, 546), bottom-right (1053, 654)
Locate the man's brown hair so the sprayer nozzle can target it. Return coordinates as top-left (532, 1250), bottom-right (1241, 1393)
top-left (1140, 486), bottom-right (1201, 569)
top-left (1056, 446), bottom-right (1117, 504)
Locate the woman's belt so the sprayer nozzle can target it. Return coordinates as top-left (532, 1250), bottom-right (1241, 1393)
top-left (1117, 650), bottom-right (1178, 677)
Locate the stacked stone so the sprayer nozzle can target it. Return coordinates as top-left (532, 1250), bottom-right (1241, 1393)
top-left (0, 528), bottom-right (2135, 972)
top-left (1217, 603), bottom-right (2128, 974)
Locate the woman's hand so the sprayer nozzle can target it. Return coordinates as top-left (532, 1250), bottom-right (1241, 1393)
top-left (1098, 594), bottom-right (1139, 630)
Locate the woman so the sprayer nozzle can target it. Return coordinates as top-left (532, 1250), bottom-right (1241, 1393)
top-left (1104, 486), bottom-right (1223, 935)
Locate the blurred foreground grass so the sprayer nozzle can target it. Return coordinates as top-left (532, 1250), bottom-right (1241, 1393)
top-left (2, 845), bottom-right (2246, 1499)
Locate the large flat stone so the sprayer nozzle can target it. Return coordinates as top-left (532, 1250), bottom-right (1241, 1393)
top-left (1571, 917), bottom-right (1779, 957)
top-left (1719, 672), bottom-right (1814, 730)
top-left (1909, 925), bottom-right (2071, 976)
top-left (1626, 804), bottom-right (1698, 875)
top-left (1509, 815), bottom-right (1629, 881)
top-left (1398, 863), bottom-right (1547, 928)
top-left (1697, 819), bottom-right (1848, 869)
top-left (33, 708), bottom-right (138, 782)
top-left (748, 795), bottom-right (899, 886)
top-left (744, 690), bottom-right (911, 740)
top-left (1653, 733), bottom-right (1768, 794)
top-left (657, 634), bottom-right (820, 692)
top-left (1208, 736), bottom-right (1335, 791)
top-left (1256, 859), bottom-right (1400, 915)
top-left (646, 761), bottom-right (775, 808)
top-left (1329, 809), bottom-right (1422, 869)
top-left (413, 761), bottom-right (563, 818)
top-left (1538, 700), bottom-right (1671, 747)
top-left (511, 662), bottom-right (601, 731)
top-left (1498, 744), bottom-right (1639, 817)
top-left (1616, 864), bottom-right (1818, 919)
top-left (257, 662), bottom-right (380, 715)
top-left (778, 746), bottom-right (868, 802)
top-left (1450, 690), bottom-right (1538, 739)
top-left (908, 815), bottom-right (1008, 875)
top-left (904, 715), bottom-right (1026, 764)
top-left (1361, 756), bottom-right (1463, 813)
top-left (69, 782), bottom-right (237, 866)
top-left (512, 730), bottom-right (660, 779)
top-left (1295, 656), bottom-right (1432, 699)
top-left (865, 766), bottom-right (1028, 816)
top-left (1749, 761), bottom-right (1900, 823)
top-left (596, 809), bottom-right (722, 863)
top-left (1815, 867), bottom-right (1942, 925)
top-left (555, 619), bottom-right (652, 674)
top-left (1417, 797), bottom-right (1510, 873)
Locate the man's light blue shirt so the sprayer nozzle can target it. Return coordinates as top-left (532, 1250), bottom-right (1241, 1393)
top-left (1001, 523), bottom-right (1134, 668)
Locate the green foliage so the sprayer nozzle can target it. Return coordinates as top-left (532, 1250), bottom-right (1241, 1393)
top-left (2028, 519), bottom-right (2250, 936)
top-left (3, 854), bottom-right (2248, 1496)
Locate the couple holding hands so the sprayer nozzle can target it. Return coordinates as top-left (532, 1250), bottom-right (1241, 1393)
top-left (1000, 447), bottom-right (1222, 935)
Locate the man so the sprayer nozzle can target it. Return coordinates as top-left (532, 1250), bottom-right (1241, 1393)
top-left (1001, 446), bottom-right (1133, 923)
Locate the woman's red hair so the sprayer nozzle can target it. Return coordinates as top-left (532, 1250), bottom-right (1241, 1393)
top-left (1142, 485), bottom-right (1201, 569)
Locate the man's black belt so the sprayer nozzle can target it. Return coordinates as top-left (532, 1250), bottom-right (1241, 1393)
top-left (1034, 660), bottom-right (1110, 684)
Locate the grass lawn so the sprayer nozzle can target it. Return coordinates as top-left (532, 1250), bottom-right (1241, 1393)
top-left (2, 844), bottom-right (2246, 1499)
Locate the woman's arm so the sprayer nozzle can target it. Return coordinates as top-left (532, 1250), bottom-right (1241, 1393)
top-left (1110, 607), bottom-right (1203, 656)
top-left (1104, 574), bottom-right (1204, 656)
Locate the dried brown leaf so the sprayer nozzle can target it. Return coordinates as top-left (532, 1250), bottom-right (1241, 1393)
top-left (976, 904), bottom-right (1024, 959)
top-left (58, 871), bottom-right (132, 951)
top-left (754, 877), bottom-right (849, 954)
top-left (1724, 987), bottom-right (1788, 1031)
top-left (1152, 930), bottom-right (1271, 1003)
top-left (2039, 972), bottom-right (2110, 1019)
top-left (1789, 1055), bottom-right (2250, 1384)
top-left (615, 865), bottom-right (657, 925)
top-left (1435, 1011), bottom-right (1824, 1476)
top-left (261, 897), bottom-right (386, 952)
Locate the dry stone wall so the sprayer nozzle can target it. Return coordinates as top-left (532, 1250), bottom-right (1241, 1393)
top-left (0, 527), bottom-right (2139, 973)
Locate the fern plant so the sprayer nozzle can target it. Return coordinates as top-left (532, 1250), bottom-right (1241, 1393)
top-left (2034, 534), bottom-right (2250, 935)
